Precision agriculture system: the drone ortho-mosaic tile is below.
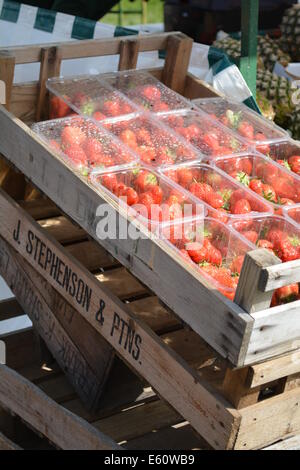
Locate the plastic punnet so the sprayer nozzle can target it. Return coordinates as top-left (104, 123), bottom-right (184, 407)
top-left (157, 216), bottom-right (255, 301)
top-left (159, 161), bottom-right (273, 223)
top-left (230, 214), bottom-right (300, 263)
top-left (102, 69), bottom-right (193, 113)
top-left (32, 116), bottom-right (139, 176)
top-left (90, 165), bottom-right (205, 232)
top-left (46, 75), bottom-right (137, 121)
top-left (194, 97), bottom-right (288, 150)
top-left (213, 153), bottom-right (300, 214)
top-left (159, 109), bottom-right (250, 160)
top-left (100, 112), bottom-right (203, 168)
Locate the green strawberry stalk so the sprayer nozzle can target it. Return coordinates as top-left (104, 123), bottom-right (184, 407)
top-left (226, 110), bottom-right (242, 129)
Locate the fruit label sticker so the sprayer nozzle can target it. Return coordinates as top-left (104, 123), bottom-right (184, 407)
top-left (0, 80), bottom-right (5, 105)
top-left (0, 341), bottom-right (5, 364)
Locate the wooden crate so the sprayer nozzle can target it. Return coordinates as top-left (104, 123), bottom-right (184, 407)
top-left (1, 195), bottom-right (300, 450)
top-left (1, 32), bottom-right (300, 450)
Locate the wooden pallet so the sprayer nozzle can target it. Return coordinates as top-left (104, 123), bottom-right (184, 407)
top-left (1, 32), bottom-right (300, 450)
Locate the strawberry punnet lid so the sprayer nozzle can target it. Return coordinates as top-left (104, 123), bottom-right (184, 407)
top-left (158, 108), bottom-right (250, 160)
top-left (102, 69), bottom-right (193, 114)
top-left (157, 216), bottom-right (255, 299)
top-left (31, 116), bottom-right (139, 176)
top-left (194, 97), bottom-right (288, 148)
top-left (46, 74), bottom-right (138, 122)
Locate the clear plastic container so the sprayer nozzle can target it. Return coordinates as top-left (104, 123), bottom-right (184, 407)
top-left (213, 153), bottom-right (300, 215)
top-left (267, 139), bottom-right (300, 177)
top-left (102, 70), bottom-right (192, 113)
top-left (284, 205), bottom-right (300, 228)
top-left (100, 113), bottom-right (201, 168)
top-left (90, 166), bottom-right (205, 232)
top-left (32, 116), bottom-right (139, 176)
top-left (230, 215), bottom-right (300, 263)
top-left (194, 97), bottom-right (288, 151)
top-left (159, 109), bottom-right (250, 160)
top-left (159, 162), bottom-right (273, 223)
top-left (46, 75), bottom-right (137, 121)
top-left (157, 216), bottom-right (255, 301)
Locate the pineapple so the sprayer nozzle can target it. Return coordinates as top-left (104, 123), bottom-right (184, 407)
top-left (288, 107), bottom-right (300, 141)
top-left (256, 69), bottom-right (295, 129)
top-left (281, 4), bottom-right (300, 62)
top-left (256, 92), bottom-right (275, 121)
top-left (213, 36), bottom-right (291, 72)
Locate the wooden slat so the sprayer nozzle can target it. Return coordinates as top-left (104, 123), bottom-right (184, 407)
top-left (235, 386), bottom-right (300, 450)
top-left (36, 47), bottom-right (62, 121)
top-left (0, 365), bottom-right (120, 450)
top-left (66, 240), bottom-right (118, 271)
top-left (234, 249), bottom-right (281, 314)
top-left (264, 434), bottom-right (300, 450)
top-left (0, 431), bottom-right (21, 450)
top-left (0, 53), bottom-right (15, 110)
top-left (244, 301), bottom-right (300, 365)
top-left (222, 368), bottom-right (259, 409)
top-left (259, 258), bottom-right (300, 292)
top-left (0, 238), bottom-right (114, 410)
top-left (20, 198), bottom-right (60, 221)
top-left (0, 105), bottom-right (253, 366)
top-left (0, 188), bottom-right (241, 450)
top-left (249, 351), bottom-right (300, 388)
top-left (2, 33), bottom-right (176, 64)
top-left (162, 34), bottom-right (193, 94)
top-left (118, 39), bottom-right (140, 71)
top-left (38, 216), bottom-right (86, 245)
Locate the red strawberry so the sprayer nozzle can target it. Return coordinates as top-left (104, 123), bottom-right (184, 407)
top-left (50, 95), bottom-right (70, 119)
top-left (135, 171), bottom-right (158, 192)
top-left (257, 239), bottom-right (275, 253)
top-left (232, 198), bottom-right (251, 214)
top-left (273, 178), bottom-right (295, 200)
top-left (150, 185), bottom-right (163, 205)
top-left (125, 187), bottom-right (139, 206)
top-left (238, 121), bottom-right (254, 140)
top-left (187, 242), bottom-right (208, 264)
top-left (255, 133), bottom-right (270, 154)
top-left (102, 100), bottom-right (120, 117)
top-left (202, 132), bottom-right (220, 152)
top-left (177, 168), bottom-right (194, 188)
top-left (101, 174), bottom-right (118, 191)
top-left (141, 85), bottom-right (161, 102)
top-left (189, 182), bottom-right (213, 201)
top-left (230, 255), bottom-right (245, 274)
top-left (61, 125), bottom-right (86, 147)
top-left (153, 101), bottom-right (169, 112)
top-left (136, 128), bottom-right (152, 145)
top-left (276, 284), bottom-right (299, 303)
top-left (93, 111), bottom-right (106, 121)
top-left (289, 155), bottom-right (300, 175)
top-left (137, 145), bottom-right (156, 164)
top-left (262, 184), bottom-right (277, 203)
top-left (249, 178), bottom-right (264, 195)
top-left (64, 144), bottom-right (88, 165)
top-left (242, 230), bottom-right (259, 244)
top-left (205, 191), bottom-right (224, 209)
top-left (120, 129), bottom-right (138, 149)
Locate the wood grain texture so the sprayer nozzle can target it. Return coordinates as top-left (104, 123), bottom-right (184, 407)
top-left (259, 258), bottom-right (300, 292)
top-left (0, 189), bottom-right (240, 449)
top-left (162, 34), bottom-right (193, 94)
top-left (118, 39), bottom-right (140, 71)
top-left (0, 365), bottom-right (120, 450)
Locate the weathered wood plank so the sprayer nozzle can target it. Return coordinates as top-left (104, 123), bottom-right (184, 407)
top-left (0, 365), bottom-right (120, 450)
top-left (118, 39), bottom-right (140, 71)
top-left (0, 431), bottom-right (21, 450)
top-left (162, 34), bottom-right (193, 94)
top-left (264, 434), bottom-right (300, 450)
top-left (0, 105), bottom-right (253, 366)
top-left (234, 249), bottom-right (281, 314)
top-left (249, 351), bottom-right (300, 388)
top-left (0, 237), bottom-right (114, 410)
top-left (259, 258), bottom-right (300, 292)
top-left (0, 188), bottom-right (240, 449)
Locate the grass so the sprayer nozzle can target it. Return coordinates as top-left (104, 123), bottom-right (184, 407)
top-left (101, 0), bottom-right (164, 27)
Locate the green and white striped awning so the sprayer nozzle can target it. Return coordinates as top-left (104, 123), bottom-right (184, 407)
top-left (0, 0), bottom-right (258, 111)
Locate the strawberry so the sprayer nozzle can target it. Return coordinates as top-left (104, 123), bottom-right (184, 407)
top-left (49, 139), bottom-right (61, 153)
top-left (137, 145), bottom-right (156, 164)
top-left (102, 100), bottom-right (120, 117)
top-left (120, 129), bottom-right (138, 149)
top-left (242, 230), bottom-right (259, 244)
top-left (150, 185), bottom-right (163, 205)
top-left (189, 182), bottom-right (213, 201)
top-left (205, 191), bottom-right (224, 209)
top-left (255, 133), bottom-right (270, 155)
top-left (125, 187), bottom-right (139, 206)
top-left (177, 168), bottom-right (194, 188)
top-left (249, 178), bottom-right (264, 196)
top-left (101, 174), bottom-right (118, 192)
top-left (208, 208), bottom-right (229, 225)
top-left (262, 184), bottom-right (277, 203)
top-left (141, 85), bottom-right (161, 102)
top-left (61, 125), bottom-right (86, 148)
top-left (257, 239), bottom-right (275, 253)
top-left (84, 138), bottom-right (103, 159)
top-left (135, 171), bottom-right (158, 192)
top-left (153, 101), bottom-right (169, 112)
top-left (232, 199), bottom-right (251, 214)
top-left (93, 111), bottom-right (106, 121)
top-left (276, 284), bottom-right (299, 303)
top-left (238, 121), bottom-right (254, 140)
top-left (136, 128), bottom-right (152, 145)
top-left (230, 255), bottom-right (245, 274)
top-left (187, 242), bottom-right (208, 264)
top-left (273, 178), bottom-right (295, 200)
top-left (289, 155), bottom-right (300, 175)
top-left (138, 192), bottom-right (156, 219)
top-left (202, 132), bottom-right (220, 153)
top-left (64, 144), bottom-right (88, 165)
top-left (50, 95), bottom-right (70, 119)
